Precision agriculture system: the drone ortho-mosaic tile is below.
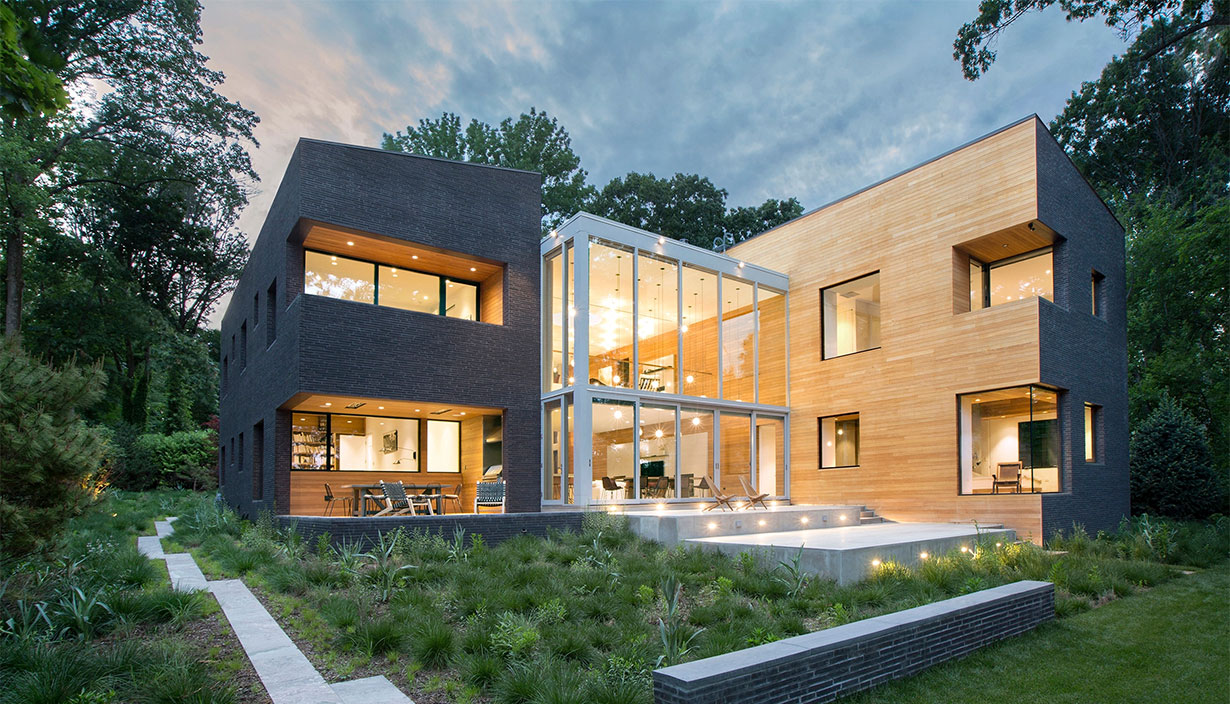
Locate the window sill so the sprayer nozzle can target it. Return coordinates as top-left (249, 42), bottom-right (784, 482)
top-left (819, 465), bottom-right (859, 470)
top-left (821, 347), bottom-right (880, 361)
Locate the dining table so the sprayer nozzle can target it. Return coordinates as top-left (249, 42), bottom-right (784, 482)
top-left (340, 482), bottom-right (446, 516)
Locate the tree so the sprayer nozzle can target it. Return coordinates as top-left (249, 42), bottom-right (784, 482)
top-left (587, 173), bottom-right (805, 250)
top-left (0, 2), bottom-right (68, 118)
top-left (0, 338), bottom-right (108, 556)
top-left (1129, 394), bottom-right (1225, 518)
top-left (0, 0), bottom-right (258, 337)
top-left (382, 108), bottom-right (591, 233)
top-left (587, 172), bottom-right (730, 250)
top-left (954, 0), bottom-right (1226, 80)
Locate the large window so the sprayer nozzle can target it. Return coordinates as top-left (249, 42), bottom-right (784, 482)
top-left (589, 241), bottom-right (634, 389)
top-left (756, 415), bottom-right (786, 496)
top-left (718, 411), bottom-right (752, 497)
top-left (592, 398), bottom-right (635, 500)
top-left (959, 386), bottom-right (1060, 494)
top-left (544, 249), bottom-right (564, 391)
top-left (819, 412), bottom-right (859, 468)
top-left (545, 400), bottom-right (562, 500)
top-left (334, 414), bottom-right (421, 471)
top-left (639, 404), bottom-right (678, 499)
top-left (757, 287), bottom-right (787, 406)
top-left (637, 253), bottom-right (678, 393)
top-left (970, 248), bottom-right (1053, 309)
top-left (822, 272), bottom-right (880, 358)
top-left (679, 408), bottom-right (713, 500)
top-left (722, 276), bottom-right (755, 402)
top-left (306, 250), bottom-right (479, 319)
top-left (289, 412), bottom-right (470, 474)
top-left (426, 420), bottom-right (460, 472)
top-left (681, 265), bottom-right (719, 397)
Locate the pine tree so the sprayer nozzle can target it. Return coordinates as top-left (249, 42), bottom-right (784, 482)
top-left (1129, 394), bottom-right (1226, 519)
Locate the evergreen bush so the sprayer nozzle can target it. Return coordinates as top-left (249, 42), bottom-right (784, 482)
top-left (0, 339), bottom-right (108, 556)
top-left (1129, 394), bottom-right (1226, 519)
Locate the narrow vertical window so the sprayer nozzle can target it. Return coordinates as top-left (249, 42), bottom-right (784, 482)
top-left (252, 292), bottom-right (259, 324)
top-left (969, 258), bottom-right (986, 311)
top-left (252, 421), bottom-right (264, 499)
top-left (266, 280), bottom-right (277, 346)
top-left (237, 432), bottom-right (244, 473)
top-left (1085, 403), bottom-right (1100, 462)
top-left (222, 356), bottom-right (229, 393)
top-left (240, 321), bottom-right (248, 370)
top-left (1091, 271), bottom-right (1104, 318)
top-left (219, 445), bottom-right (226, 487)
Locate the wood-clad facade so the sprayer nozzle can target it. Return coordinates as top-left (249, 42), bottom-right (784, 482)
top-left (729, 117), bottom-right (1129, 541)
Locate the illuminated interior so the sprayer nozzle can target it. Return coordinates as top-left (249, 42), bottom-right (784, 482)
top-left (959, 386), bottom-right (1060, 494)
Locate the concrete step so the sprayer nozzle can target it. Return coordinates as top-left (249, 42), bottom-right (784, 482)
top-left (860, 516), bottom-right (885, 525)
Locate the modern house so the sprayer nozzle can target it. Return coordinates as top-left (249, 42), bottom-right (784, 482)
top-left (219, 115), bottom-right (1129, 540)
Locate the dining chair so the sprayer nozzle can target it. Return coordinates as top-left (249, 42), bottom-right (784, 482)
top-left (475, 479), bottom-right (505, 513)
top-left (323, 483), bottom-right (352, 517)
top-left (442, 484), bottom-right (463, 514)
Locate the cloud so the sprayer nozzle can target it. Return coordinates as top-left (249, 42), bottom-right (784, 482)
top-left (200, 0), bottom-right (1128, 326)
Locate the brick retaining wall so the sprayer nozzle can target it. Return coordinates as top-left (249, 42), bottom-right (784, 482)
top-left (653, 580), bottom-right (1054, 704)
top-left (277, 512), bottom-right (585, 548)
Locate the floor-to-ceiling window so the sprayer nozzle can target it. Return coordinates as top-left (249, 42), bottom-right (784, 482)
top-left (589, 241), bottom-right (635, 389)
top-left (639, 404), bottom-right (678, 499)
top-left (544, 400), bottom-right (562, 501)
top-left (757, 287), bottom-right (787, 406)
top-left (679, 407), bottom-right (713, 499)
top-left (959, 386), bottom-right (1060, 494)
top-left (719, 411), bottom-right (752, 496)
top-left (756, 415), bottom-right (786, 496)
top-left (969, 248), bottom-right (1053, 309)
top-left (681, 265), bottom-right (719, 398)
top-left (544, 249), bottom-right (564, 391)
top-left (592, 398), bottom-right (635, 500)
top-left (637, 253), bottom-right (678, 393)
top-left (722, 276), bottom-right (755, 402)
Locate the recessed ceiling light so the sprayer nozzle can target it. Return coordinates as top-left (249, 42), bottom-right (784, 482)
top-left (346, 241), bottom-right (354, 246)
top-left (323, 402), bottom-right (332, 407)
top-left (415, 409), bottom-right (421, 412)
top-left (459, 411), bottom-right (466, 416)
top-left (469, 267), bottom-right (477, 272)
top-left (377, 406), bottom-right (384, 410)
top-left (412, 255), bottom-right (419, 260)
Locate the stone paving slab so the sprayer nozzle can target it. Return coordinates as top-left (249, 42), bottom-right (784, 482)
top-left (210, 579), bottom-right (342, 704)
top-left (164, 552), bottom-right (208, 591)
top-left (155, 519), bottom-right (175, 538)
top-left (331, 675), bottom-right (414, 704)
top-left (137, 535), bottom-right (164, 559)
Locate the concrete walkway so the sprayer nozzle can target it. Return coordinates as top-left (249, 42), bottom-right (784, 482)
top-left (140, 517), bottom-right (412, 704)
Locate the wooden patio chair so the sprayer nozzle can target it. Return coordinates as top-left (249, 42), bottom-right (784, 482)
top-left (323, 483), bottom-right (352, 517)
top-left (738, 476), bottom-right (770, 510)
top-left (699, 475), bottom-right (737, 512)
top-left (475, 479), bottom-right (505, 513)
top-left (992, 462), bottom-right (1023, 494)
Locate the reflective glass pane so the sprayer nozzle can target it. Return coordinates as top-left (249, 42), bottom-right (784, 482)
top-left (544, 249), bottom-right (563, 391)
top-left (589, 240), bottom-right (634, 389)
top-left (756, 415), bottom-right (786, 497)
top-left (639, 404), bottom-right (677, 499)
top-left (566, 243), bottom-right (576, 385)
top-left (566, 399), bottom-right (574, 503)
top-left (970, 259), bottom-right (986, 311)
top-left (306, 252), bottom-right (374, 303)
top-left (681, 266), bottom-right (718, 397)
top-left (819, 413), bottom-right (859, 468)
top-left (426, 420), bottom-right (460, 473)
top-left (378, 266), bottom-right (438, 314)
top-left (959, 386), bottom-right (1059, 494)
top-left (332, 415), bottom-right (420, 472)
top-left (758, 287), bottom-right (787, 406)
top-left (291, 413), bottom-right (328, 471)
top-left (544, 400), bottom-right (562, 500)
top-left (637, 253), bottom-right (678, 393)
top-left (445, 280), bottom-right (477, 320)
top-left (722, 276), bottom-right (755, 402)
top-left (988, 250), bottom-right (1052, 306)
top-left (719, 411), bottom-right (752, 497)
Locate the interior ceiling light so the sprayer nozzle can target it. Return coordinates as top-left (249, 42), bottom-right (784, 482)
top-left (346, 241), bottom-right (354, 246)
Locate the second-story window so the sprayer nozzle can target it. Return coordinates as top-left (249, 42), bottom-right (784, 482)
top-left (822, 272), bottom-right (880, 359)
top-left (304, 250), bottom-right (478, 320)
top-left (970, 247), bottom-right (1053, 310)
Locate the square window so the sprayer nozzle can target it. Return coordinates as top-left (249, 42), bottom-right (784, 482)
top-left (822, 272), bottom-right (880, 358)
top-left (819, 413), bottom-right (859, 468)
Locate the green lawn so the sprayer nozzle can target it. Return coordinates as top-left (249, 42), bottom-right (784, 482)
top-left (845, 563), bottom-right (1230, 704)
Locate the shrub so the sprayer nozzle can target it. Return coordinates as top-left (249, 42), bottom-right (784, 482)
top-left (457, 651), bottom-right (502, 689)
top-left (1130, 395), bottom-right (1225, 519)
top-left (339, 617), bottom-right (403, 656)
top-left (408, 618), bottom-right (456, 669)
top-left (0, 339), bottom-right (108, 556)
top-left (116, 430), bottom-right (218, 492)
top-left (492, 611), bottom-right (541, 658)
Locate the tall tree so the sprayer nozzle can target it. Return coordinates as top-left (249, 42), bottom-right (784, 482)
top-left (954, 0), bottom-right (1226, 80)
top-left (725, 198), bottom-right (805, 245)
top-left (587, 172), bottom-right (731, 250)
top-left (0, 2), bottom-right (67, 118)
top-left (382, 108), bottom-right (591, 233)
top-left (0, 0), bottom-right (258, 337)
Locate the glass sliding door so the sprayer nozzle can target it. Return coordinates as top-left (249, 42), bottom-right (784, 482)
top-left (639, 404), bottom-right (678, 499)
top-left (718, 411), bottom-right (752, 496)
top-left (592, 398), bottom-right (635, 501)
top-left (637, 253), bottom-right (678, 394)
top-left (680, 407), bottom-right (713, 499)
top-left (959, 385), bottom-right (1060, 494)
top-left (756, 415), bottom-right (786, 497)
top-left (681, 265), bottom-right (718, 398)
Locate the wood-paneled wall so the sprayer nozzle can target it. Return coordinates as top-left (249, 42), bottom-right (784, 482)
top-left (730, 119), bottom-right (1047, 540)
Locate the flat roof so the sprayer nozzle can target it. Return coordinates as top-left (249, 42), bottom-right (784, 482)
top-left (297, 137), bottom-right (542, 176)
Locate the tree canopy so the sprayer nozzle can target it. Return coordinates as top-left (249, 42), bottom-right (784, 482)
top-left (954, 0), bottom-right (1227, 80)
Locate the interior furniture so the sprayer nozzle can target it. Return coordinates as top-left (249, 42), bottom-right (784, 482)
top-left (699, 475), bottom-right (736, 511)
top-left (475, 479), bottom-right (506, 513)
top-left (322, 483), bottom-right (352, 516)
top-left (442, 483), bottom-right (463, 514)
top-left (992, 462), bottom-right (1023, 494)
top-left (739, 476), bottom-right (770, 510)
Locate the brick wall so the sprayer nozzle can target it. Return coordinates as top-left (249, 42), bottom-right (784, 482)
top-left (653, 580), bottom-right (1054, 704)
top-left (277, 512), bottom-right (585, 548)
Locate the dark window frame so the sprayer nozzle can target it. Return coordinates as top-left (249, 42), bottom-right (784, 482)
top-left (252, 420), bottom-right (265, 500)
top-left (1084, 402), bottom-right (1102, 464)
top-left (818, 411), bottom-right (861, 469)
top-left (973, 246), bottom-right (1054, 309)
top-left (266, 279), bottom-right (278, 347)
top-left (303, 248), bottom-right (482, 320)
top-left (289, 410), bottom-right (466, 475)
top-left (820, 271), bottom-right (882, 360)
top-left (956, 383), bottom-right (1064, 496)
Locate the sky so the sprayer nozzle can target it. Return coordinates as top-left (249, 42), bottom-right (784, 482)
top-left (200, 0), bottom-right (1129, 326)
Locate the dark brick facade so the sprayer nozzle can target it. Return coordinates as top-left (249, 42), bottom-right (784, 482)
top-left (653, 580), bottom-right (1054, 704)
top-left (277, 512), bottom-right (584, 548)
top-left (1033, 121), bottom-right (1131, 537)
top-left (219, 140), bottom-right (542, 518)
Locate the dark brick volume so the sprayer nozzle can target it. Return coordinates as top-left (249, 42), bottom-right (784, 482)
top-left (218, 140), bottom-right (542, 519)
